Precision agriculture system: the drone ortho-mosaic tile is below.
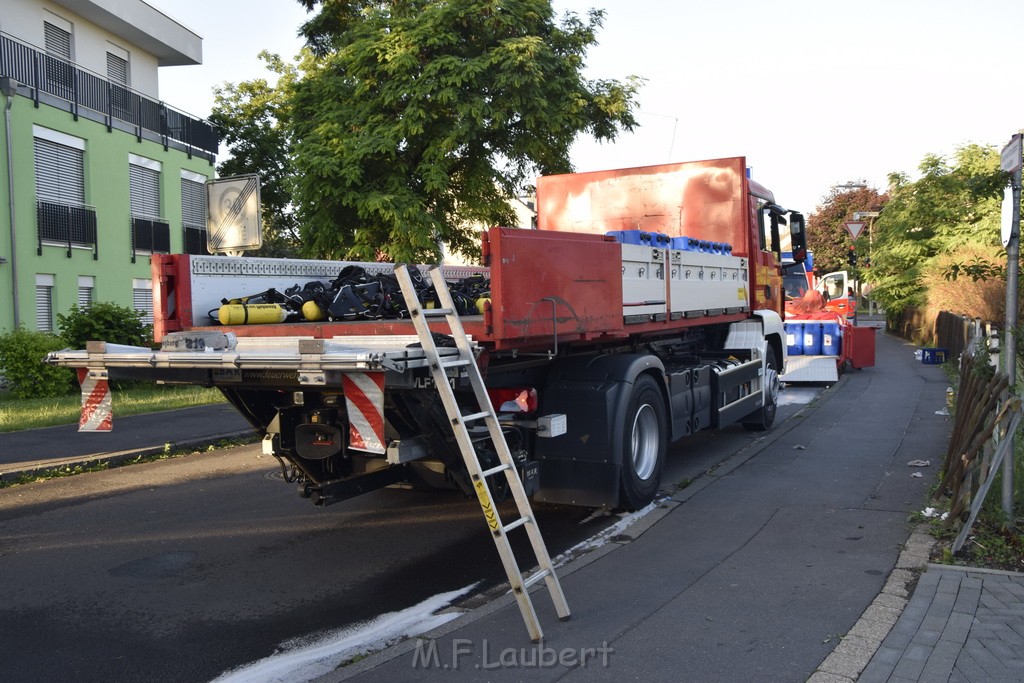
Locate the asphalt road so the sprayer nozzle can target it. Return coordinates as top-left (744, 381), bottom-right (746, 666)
top-left (0, 387), bottom-right (820, 682)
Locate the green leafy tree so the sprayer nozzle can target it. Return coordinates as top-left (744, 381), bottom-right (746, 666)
top-left (290, 0), bottom-right (641, 263)
top-left (208, 52), bottom-right (303, 258)
top-left (868, 145), bottom-right (1006, 313)
top-left (807, 184), bottom-right (887, 274)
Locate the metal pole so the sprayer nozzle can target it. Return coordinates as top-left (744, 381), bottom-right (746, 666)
top-left (3, 78), bottom-right (20, 328)
top-left (1004, 164), bottom-right (1020, 524)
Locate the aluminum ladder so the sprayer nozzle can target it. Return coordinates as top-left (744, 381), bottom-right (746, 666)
top-left (394, 264), bottom-right (570, 642)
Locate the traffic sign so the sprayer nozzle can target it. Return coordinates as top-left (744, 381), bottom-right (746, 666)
top-left (844, 221), bottom-right (865, 239)
top-left (1002, 186), bottom-right (1014, 247)
top-left (1001, 135), bottom-right (1021, 174)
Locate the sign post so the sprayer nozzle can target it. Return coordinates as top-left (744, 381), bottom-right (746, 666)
top-left (1000, 133), bottom-right (1021, 526)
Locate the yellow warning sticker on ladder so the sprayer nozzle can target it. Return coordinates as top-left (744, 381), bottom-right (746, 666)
top-left (474, 480), bottom-right (500, 531)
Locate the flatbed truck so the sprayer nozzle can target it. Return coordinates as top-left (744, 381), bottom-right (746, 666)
top-left (48, 156), bottom-right (809, 511)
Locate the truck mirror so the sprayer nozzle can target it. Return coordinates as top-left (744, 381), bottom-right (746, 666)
top-left (789, 213), bottom-right (807, 263)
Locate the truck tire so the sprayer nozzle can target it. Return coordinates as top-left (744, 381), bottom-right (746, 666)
top-left (742, 347), bottom-right (779, 432)
top-left (618, 374), bottom-right (668, 511)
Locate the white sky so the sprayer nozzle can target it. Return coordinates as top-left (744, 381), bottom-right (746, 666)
top-left (147, 0), bottom-right (1024, 215)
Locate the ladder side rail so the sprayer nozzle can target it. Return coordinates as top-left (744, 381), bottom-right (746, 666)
top-left (425, 265), bottom-right (571, 621)
top-left (394, 264), bottom-right (547, 640)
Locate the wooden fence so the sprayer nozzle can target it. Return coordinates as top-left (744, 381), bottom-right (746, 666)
top-left (888, 308), bottom-right (993, 362)
top-left (934, 352), bottom-right (1023, 552)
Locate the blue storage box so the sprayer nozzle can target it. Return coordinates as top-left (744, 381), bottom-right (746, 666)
top-left (606, 230), bottom-right (671, 247)
top-left (671, 236), bottom-right (700, 251)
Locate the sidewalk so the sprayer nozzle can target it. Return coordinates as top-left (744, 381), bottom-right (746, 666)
top-left (0, 403), bottom-right (254, 479)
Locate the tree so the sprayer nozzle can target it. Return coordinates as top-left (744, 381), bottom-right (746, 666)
top-left (290, 0), bottom-right (641, 263)
top-left (806, 184), bottom-right (887, 275)
top-left (208, 52), bottom-right (302, 258)
top-left (868, 144), bottom-right (1005, 315)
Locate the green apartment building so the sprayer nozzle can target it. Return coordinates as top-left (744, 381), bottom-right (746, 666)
top-left (0, 0), bottom-right (215, 334)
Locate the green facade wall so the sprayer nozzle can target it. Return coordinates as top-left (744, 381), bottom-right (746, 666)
top-left (0, 89), bottom-right (214, 334)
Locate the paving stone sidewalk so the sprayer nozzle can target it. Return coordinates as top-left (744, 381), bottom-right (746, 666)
top-left (859, 564), bottom-right (1024, 682)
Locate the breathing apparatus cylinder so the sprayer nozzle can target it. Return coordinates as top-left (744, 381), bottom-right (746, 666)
top-left (217, 303), bottom-right (290, 325)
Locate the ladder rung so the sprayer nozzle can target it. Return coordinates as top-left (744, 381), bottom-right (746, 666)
top-left (523, 568), bottom-right (551, 590)
top-left (421, 307), bottom-right (454, 317)
top-left (502, 515), bottom-right (532, 534)
top-left (480, 462), bottom-right (512, 478)
top-left (461, 410), bottom-right (491, 423)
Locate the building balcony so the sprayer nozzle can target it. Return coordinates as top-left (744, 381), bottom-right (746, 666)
top-left (131, 214), bottom-right (170, 262)
top-left (37, 199), bottom-right (98, 259)
top-left (0, 31), bottom-right (218, 159)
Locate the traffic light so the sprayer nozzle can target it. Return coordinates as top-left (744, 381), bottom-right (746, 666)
top-left (847, 246), bottom-right (857, 266)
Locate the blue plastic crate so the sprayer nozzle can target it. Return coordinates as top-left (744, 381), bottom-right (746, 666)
top-left (921, 348), bottom-right (948, 364)
top-left (671, 236), bottom-right (699, 251)
top-left (605, 230), bottom-right (669, 246)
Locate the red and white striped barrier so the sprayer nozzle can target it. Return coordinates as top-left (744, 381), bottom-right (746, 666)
top-left (76, 368), bottom-right (113, 432)
top-left (342, 372), bottom-right (385, 454)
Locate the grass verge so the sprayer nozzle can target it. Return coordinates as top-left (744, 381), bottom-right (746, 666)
top-left (0, 435), bottom-right (258, 489)
top-left (0, 384), bottom-right (226, 433)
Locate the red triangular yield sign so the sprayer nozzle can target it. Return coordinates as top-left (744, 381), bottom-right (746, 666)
top-left (844, 221), bottom-right (865, 239)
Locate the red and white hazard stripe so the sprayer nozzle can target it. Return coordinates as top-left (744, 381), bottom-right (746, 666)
top-left (342, 372), bottom-right (385, 454)
top-left (77, 368), bottom-right (113, 432)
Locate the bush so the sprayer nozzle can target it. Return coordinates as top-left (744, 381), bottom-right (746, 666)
top-left (0, 327), bottom-right (74, 398)
top-left (57, 302), bottom-right (152, 350)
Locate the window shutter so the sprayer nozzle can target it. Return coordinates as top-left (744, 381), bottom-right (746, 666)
top-left (44, 22), bottom-right (71, 59)
top-left (34, 138), bottom-right (84, 205)
top-left (36, 285), bottom-right (54, 331)
top-left (133, 281), bottom-right (153, 325)
top-left (129, 164), bottom-right (161, 218)
top-left (181, 178), bottom-right (206, 228)
top-left (106, 52), bottom-right (128, 85)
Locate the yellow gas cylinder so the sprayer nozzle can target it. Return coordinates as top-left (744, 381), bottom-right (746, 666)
top-left (217, 303), bottom-right (289, 325)
top-left (301, 300), bottom-right (326, 321)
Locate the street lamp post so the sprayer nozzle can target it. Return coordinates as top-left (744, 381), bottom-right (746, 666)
top-left (854, 211), bottom-right (880, 314)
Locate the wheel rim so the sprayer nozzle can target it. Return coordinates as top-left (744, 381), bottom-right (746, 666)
top-left (631, 403), bottom-right (659, 481)
top-left (765, 364), bottom-right (779, 418)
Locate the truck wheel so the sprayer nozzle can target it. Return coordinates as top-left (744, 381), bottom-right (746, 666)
top-left (743, 347), bottom-right (779, 432)
top-left (618, 374), bottom-right (667, 511)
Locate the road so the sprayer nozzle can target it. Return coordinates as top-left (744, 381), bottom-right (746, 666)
top-left (0, 387), bottom-right (820, 682)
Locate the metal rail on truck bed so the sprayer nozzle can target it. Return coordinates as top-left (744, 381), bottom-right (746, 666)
top-left (47, 334), bottom-right (473, 380)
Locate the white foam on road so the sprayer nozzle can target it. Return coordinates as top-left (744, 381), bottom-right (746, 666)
top-left (554, 502), bottom-right (658, 566)
top-left (212, 582), bottom-right (478, 683)
top-left (777, 386), bottom-right (818, 407)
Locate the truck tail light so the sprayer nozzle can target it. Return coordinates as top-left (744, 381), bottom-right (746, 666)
top-left (488, 387), bottom-right (538, 413)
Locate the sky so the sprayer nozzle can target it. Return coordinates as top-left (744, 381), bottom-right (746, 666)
top-left (146, 0), bottom-right (1024, 216)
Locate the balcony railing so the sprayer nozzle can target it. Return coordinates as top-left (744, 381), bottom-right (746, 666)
top-left (131, 214), bottom-right (171, 262)
top-left (37, 200), bottom-right (98, 259)
top-left (183, 223), bottom-right (208, 255)
top-left (0, 32), bottom-right (218, 157)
